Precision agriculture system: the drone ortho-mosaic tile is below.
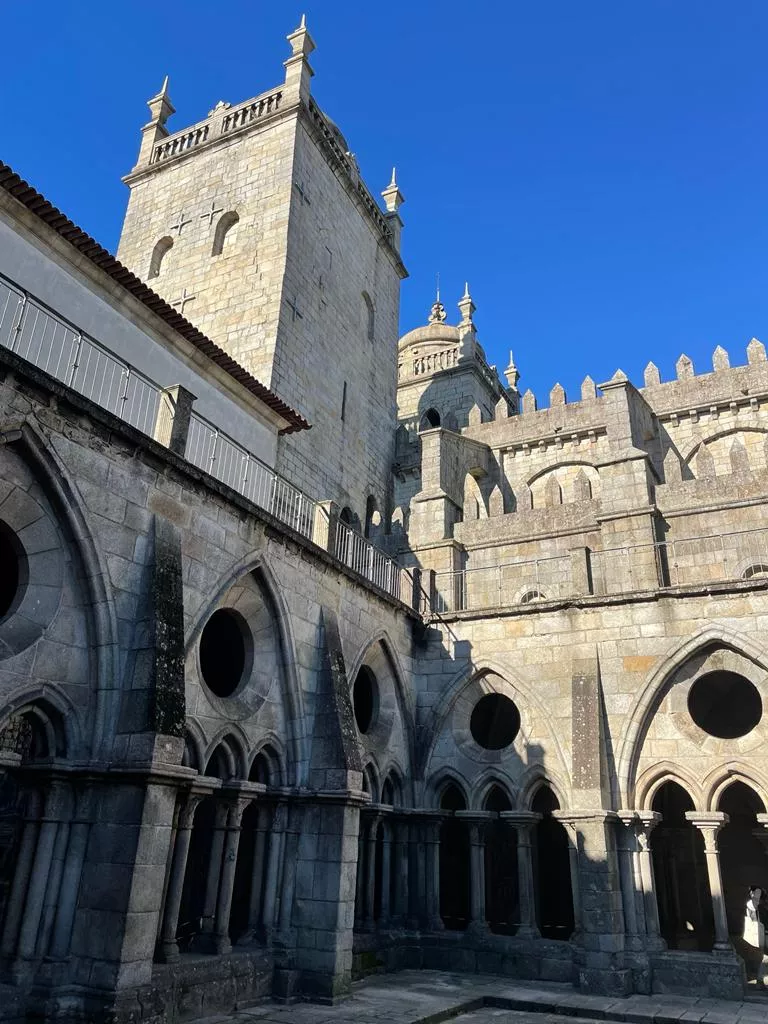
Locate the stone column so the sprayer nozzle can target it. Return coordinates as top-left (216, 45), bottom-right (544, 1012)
top-left (36, 790), bottom-right (72, 956)
top-left (363, 814), bottom-right (380, 931)
top-left (0, 789), bottom-right (42, 960)
top-left (635, 812), bottom-right (664, 949)
top-left (261, 802), bottom-right (287, 941)
top-left (50, 785), bottom-right (93, 958)
top-left (394, 817), bottom-right (410, 926)
top-left (379, 818), bottom-right (392, 928)
top-left (18, 780), bottom-right (70, 960)
top-left (686, 812), bottom-right (731, 951)
top-left (354, 830), bottom-right (365, 929)
top-left (277, 803), bottom-right (300, 936)
top-left (423, 815), bottom-right (444, 931)
top-left (553, 814), bottom-right (582, 936)
top-left (555, 811), bottom-right (631, 996)
top-left (199, 800), bottom-right (229, 944)
top-left (214, 795), bottom-right (252, 955)
top-left (501, 811), bottom-right (541, 939)
top-left (616, 813), bottom-right (642, 951)
top-left (457, 812), bottom-right (489, 934)
top-left (157, 790), bottom-right (205, 962)
top-left (240, 806), bottom-right (269, 943)
top-left (414, 818), bottom-right (427, 928)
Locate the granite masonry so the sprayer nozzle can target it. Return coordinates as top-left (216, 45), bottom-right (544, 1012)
top-left (0, 16), bottom-right (767, 1024)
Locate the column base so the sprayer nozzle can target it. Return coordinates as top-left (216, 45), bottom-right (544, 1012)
top-left (466, 920), bottom-right (490, 937)
top-left (515, 925), bottom-right (540, 940)
top-left (155, 940), bottom-right (180, 963)
top-left (427, 915), bottom-right (445, 932)
top-left (214, 935), bottom-right (232, 955)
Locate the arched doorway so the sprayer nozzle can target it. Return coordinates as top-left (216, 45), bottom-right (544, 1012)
top-left (483, 785), bottom-right (517, 934)
top-left (717, 781), bottom-right (768, 940)
top-left (439, 783), bottom-right (470, 930)
top-left (531, 786), bottom-right (574, 939)
top-left (651, 781), bottom-right (713, 950)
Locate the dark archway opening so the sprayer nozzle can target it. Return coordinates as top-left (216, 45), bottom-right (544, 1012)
top-left (483, 785), bottom-right (517, 934)
top-left (651, 781), bottom-right (713, 951)
top-left (717, 781), bottom-right (768, 943)
top-left (439, 783), bottom-right (470, 930)
top-left (229, 801), bottom-right (259, 943)
top-left (420, 408), bottom-right (441, 430)
top-left (178, 798), bottom-right (215, 951)
top-left (531, 786), bottom-right (574, 940)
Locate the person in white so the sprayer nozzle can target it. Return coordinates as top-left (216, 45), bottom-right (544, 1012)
top-left (743, 885), bottom-right (768, 984)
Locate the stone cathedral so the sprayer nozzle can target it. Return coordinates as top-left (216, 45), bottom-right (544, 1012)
top-left (1, 17), bottom-right (768, 1023)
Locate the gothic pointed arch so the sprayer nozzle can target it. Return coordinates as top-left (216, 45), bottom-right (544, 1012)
top-left (203, 723), bottom-right (250, 780)
top-left (617, 624), bottom-right (768, 807)
top-left (702, 762), bottom-right (768, 813)
top-left (0, 422), bottom-right (119, 760)
top-left (634, 760), bottom-right (706, 812)
top-left (346, 630), bottom-right (416, 768)
top-left (519, 765), bottom-right (569, 812)
top-left (472, 771), bottom-right (517, 811)
top-left (420, 659), bottom-right (570, 784)
top-left (183, 551), bottom-right (306, 784)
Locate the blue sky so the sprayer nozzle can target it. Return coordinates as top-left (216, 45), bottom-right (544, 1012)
top-left (3, 2), bottom-right (767, 404)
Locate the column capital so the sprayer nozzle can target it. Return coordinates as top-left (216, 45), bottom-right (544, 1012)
top-left (685, 811), bottom-right (728, 842)
top-left (178, 791), bottom-right (206, 829)
top-left (499, 811), bottom-right (542, 825)
top-left (454, 811), bottom-right (496, 822)
top-left (553, 809), bottom-right (619, 826)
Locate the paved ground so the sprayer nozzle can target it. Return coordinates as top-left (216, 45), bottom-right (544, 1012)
top-left (193, 970), bottom-right (768, 1024)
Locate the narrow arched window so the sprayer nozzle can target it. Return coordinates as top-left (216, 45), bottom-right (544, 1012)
top-left (212, 211), bottom-right (239, 256)
top-left (420, 408), bottom-right (441, 430)
top-left (362, 291), bottom-right (375, 341)
top-left (148, 236), bottom-right (173, 279)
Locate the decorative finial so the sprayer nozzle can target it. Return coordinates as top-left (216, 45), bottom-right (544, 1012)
top-left (160, 75), bottom-right (169, 95)
top-left (428, 277), bottom-right (447, 325)
top-left (504, 350), bottom-right (520, 393)
top-left (390, 167), bottom-right (397, 188)
top-left (300, 13), bottom-right (306, 28)
top-left (457, 280), bottom-right (476, 325)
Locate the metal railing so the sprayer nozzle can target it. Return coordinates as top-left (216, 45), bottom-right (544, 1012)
top-left (0, 269), bottom-right (409, 605)
top-left (334, 519), bottom-right (406, 600)
top-left (185, 411), bottom-right (318, 541)
top-left (433, 553), bottom-right (573, 613)
top-left (0, 273), bottom-right (160, 435)
top-left (431, 526), bottom-right (768, 614)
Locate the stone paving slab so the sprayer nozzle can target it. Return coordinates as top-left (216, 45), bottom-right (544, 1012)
top-left (197, 971), bottom-right (768, 1024)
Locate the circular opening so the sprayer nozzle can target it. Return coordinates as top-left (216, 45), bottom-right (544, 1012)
top-left (199, 609), bottom-right (250, 698)
top-left (470, 693), bottom-right (520, 750)
top-left (687, 670), bottom-right (762, 739)
top-left (353, 666), bottom-right (378, 734)
top-left (0, 522), bottom-right (25, 620)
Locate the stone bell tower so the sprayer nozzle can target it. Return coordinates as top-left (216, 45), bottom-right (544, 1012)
top-left (117, 18), bottom-right (407, 518)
